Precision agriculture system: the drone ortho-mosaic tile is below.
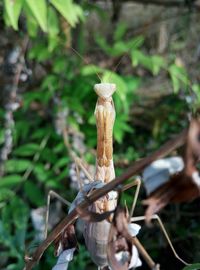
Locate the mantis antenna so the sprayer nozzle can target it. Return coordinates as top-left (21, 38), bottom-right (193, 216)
top-left (70, 46), bottom-right (102, 82)
top-left (70, 29), bottom-right (195, 106)
top-left (107, 37), bottom-right (141, 83)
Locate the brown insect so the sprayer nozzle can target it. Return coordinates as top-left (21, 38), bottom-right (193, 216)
top-left (62, 83), bottom-right (143, 269)
top-left (23, 47), bottom-right (195, 269)
top-left (26, 83), bottom-right (189, 270)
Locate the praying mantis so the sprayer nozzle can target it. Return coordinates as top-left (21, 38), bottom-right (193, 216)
top-left (24, 78), bottom-right (190, 270)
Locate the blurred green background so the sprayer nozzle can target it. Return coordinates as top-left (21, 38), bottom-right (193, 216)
top-left (0, 0), bottom-right (200, 269)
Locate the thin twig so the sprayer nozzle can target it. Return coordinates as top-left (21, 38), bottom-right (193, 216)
top-left (132, 237), bottom-right (156, 269)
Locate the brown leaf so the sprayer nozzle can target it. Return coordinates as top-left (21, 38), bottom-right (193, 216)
top-left (144, 118), bottom-right (200, 219)
top-left (107, 207), bottom-right (132, 270)
top-left (54, 224), bottom-right (77, 256)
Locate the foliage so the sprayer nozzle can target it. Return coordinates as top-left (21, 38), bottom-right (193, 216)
top-left (183, 264), bottom-right (200, 270)
top-left (0, 196), bottom-right (28, 269)
top-left (4, 0), bottom-right (83, 32)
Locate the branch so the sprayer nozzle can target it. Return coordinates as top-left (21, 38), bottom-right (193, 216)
top-left (0, 36), bottom-right (29, 176)
top-left (121, 0), bottom-right (199, 8)
top-left (24, 128), bottom-right (187, 270)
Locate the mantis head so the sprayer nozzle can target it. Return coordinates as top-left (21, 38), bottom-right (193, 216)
top-left (94, 83), bottom-right (116, 99)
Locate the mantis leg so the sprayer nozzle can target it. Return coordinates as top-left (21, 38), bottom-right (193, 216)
top-left (44, 190), bottom-right (71, 239)
top-left (121, 179), bottom-right (159, 269)
top-left (44, 154), bottom-right (93, 238)
top-left (72, 153), bottom-right (93, 184)
top-left (95, 104), bottom-right (104, 167)
top-left (122, 177), bottom-right (141, 218)
top-left (119, 178), bottom-right (157, 270)
top-left (131, 215), bottom-right (190, 266)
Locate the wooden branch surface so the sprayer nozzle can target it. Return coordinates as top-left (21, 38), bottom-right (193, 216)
top-left (24, 128), bottom-right (187, 270)
top-left (118, 0), bottom-right (199, 8)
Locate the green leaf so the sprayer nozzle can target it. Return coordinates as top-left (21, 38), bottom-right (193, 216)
top-left (131, 50), bottom-right (165, 75)
top-left (0, 130), bottom-right (5, 145)
top-left (127, 35), bottom-right (144, 49)
top-left (5, 159), bottom-right (31, 173)
top-left (40, 147), bottom-right (57, 163)
top-left (53, 58), bottom-right (67, 73)
top-left (0, 219), bottom-right (13, 246)
top-left (53, 157), bottom-right (69, 170)
top-left (112, 41), bottom-right (128, 56)
top-left (12, 197), bottom-right (29, 229)
top-left (28, 42), bottom-right (51, 61)
top-left (151, 55), bottom-right (165, 75)
top-left (95, 35), bottom-right (112, 55)
top-left (0, 188), bottom-right (15, 202)
top-left (31, 128), bottom-right (49, 139)
top-left (48, 6), bottom-right (59, 36)
top-left (4, 0), bottom-right (24, 30)
top-left (81, 65), bottom-right (104, 76)
top-left (53, 142), bottom-right (65, 153)
top-left (25, 10), bottom-right (38, 37)
top-left (183, 263), bottom-right (200, 270)
top-left (125, 76), bottom-right (141, 93)
top-left (48, 35), bottom-right (59, 52)
top-left (33, 164), bottom-right (48, 182)
top-left (24, 181), bottom-right (44, 206)
top-left (54, 167), bottom-right (68, 182)
top-left (169, 64), bottom-right (189, 93)
top-left (1, 196), bottom-right (28, 251)
top-left (47, 9), bottom-right (60, 51)
top-left (14, 143), bottom-right (39, 156)
top-left (41, 74), bottom-right (58, 89)
top-left (0, 175), bottom-right (23, 188)
top-left (25, 0), bottom-right (47, 32)
top-left (114, 22), bottom-right (127, 41)
top-left (22, 90), bottom-right (43, 110)
top-left (95, 36), bottom-right (128, 57)
top-left (6, 261), bottom-right (25, 270)
top-left (50, 0), bottom-right (83, 27)
top-left (192, 84), bottom-right (200, 105)
top-left (131, 49), bottom-right (147, 67)
top-left (114, 114), bottom-right (132, 143)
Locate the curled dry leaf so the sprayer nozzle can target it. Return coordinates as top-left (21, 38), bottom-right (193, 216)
top-left (107, 207), bottom-right (141, 270)
top-left (52, 248), bottom-right (76, 270)
top-left (52, 224), bottom-right (77, 270)
top-left (143, 118), bottom-right (200, 220)
top-left (54, 224), bottom-right (77, 257)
